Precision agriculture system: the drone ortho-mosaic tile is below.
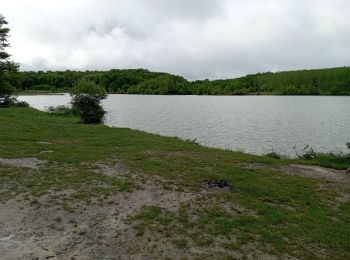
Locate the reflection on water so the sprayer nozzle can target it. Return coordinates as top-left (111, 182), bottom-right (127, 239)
top-left (18, 94), bottom-right (350, 156)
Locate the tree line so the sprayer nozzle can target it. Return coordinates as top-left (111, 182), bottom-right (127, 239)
top-left (9, 67), bottom-right (350, 95)
top-left (9, 69), bottom-right (193, 95)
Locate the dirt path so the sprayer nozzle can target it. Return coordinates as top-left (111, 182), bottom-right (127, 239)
top-left (280, 164), bottom-right (350, 184)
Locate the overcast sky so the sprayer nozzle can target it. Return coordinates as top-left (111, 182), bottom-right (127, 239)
top-left (2, 0), bottom-right (350, 79)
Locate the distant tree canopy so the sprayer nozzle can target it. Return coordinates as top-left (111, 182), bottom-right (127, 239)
top-left (0, 15), bottom-right (18, 102)
top-left (9, 67), bottom-right (350, 96)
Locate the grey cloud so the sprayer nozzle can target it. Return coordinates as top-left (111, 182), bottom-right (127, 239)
top-left (2, 0), bottom-right (350, 79)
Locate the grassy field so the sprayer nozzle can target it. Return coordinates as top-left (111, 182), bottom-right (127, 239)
top-left (0, 107), bottom-right (349, 259)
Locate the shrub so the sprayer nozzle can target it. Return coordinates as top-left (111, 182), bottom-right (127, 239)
top-left (47, 105), bottom-right (79, 116)
top-left (14, 100), bottom-right (29, 107)
top-left (266, 150), bottom-right (282, 159)
top-left (0, 95), bottom-right (15, 106)
top-left (0, 96), bottom-right (29, 107)
top-left (294, 145), bottom-right (317, 160)
top-left (31, 84), bottom-right (55, 91)
top-left (70, 79), bottom-right (107, 124)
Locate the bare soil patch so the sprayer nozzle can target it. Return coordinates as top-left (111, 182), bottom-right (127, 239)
top-left (39, 150), bottom-right (54, 154)
top-left (1, 158), bottom-right (334, 259)
top-left (92, 160), bottom-right (130, 178)
top-left (37, 141), bottom-right (53, 145)
top-left (280, 164), bottom-right (350, 183)
top-left (0, 157), bottom-right (47, 169)
top-left (0, 171), bottom-right (204, 259)
top-left (0, 170), bottom-right (266, 259)
top-left (241, 162), bottom-right (269, 170)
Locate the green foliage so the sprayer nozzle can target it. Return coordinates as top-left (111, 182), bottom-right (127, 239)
top-left (30, 84), bottom-right (55, 91)
top-left (266, 150), bottom-right (282, 159)
top-left (12, 100), bottom-right (29, 107)
top-left (47, 105), bottom-right (79, 116)
top-left (309, 153), bottom-right (350, 170)
top-left (295, 144), bottom-right (350, 169)
top-left (10, 67), bottom-right (350, 96)
top-left (0, 95), bottom-right (29, 107)
top-left (295, 145), bottom-right (317, 160)
top-left (70, 78), bottom-right (107, 124)
top-left (0, 15), bottom-right (18, 102)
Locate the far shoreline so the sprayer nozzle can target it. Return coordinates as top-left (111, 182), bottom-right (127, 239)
top-left (15, 91), bottom-right (350, 97)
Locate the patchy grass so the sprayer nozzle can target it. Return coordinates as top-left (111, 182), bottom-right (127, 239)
top-left (307, 153), bottom-right (350, 170)
top-left (0, 107), bottom-right (349, 259)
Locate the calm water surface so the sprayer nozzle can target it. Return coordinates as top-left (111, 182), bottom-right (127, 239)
top-left (18, 94), bottom-right (350, 156)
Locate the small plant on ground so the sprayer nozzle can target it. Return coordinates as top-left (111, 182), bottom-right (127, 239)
top-left (79, 229), bottom-right (87, 236)
top-left (70, 78), bottom-right (107, 124)
top-left (266, 150), bottom-right (282, 159)
top-left (172, 239), bottom-right (188, 249)
top-left (294, 145), bottom-right (317, 160)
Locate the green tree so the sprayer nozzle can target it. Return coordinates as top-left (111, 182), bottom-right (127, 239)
top-left (70, 78), bottom-right (107, 124)
top-left (0, 15), bottom-right (18, 104)
top-left (6, 66), bottom-right (350, 96)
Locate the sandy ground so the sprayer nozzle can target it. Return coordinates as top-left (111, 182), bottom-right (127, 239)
top-left (0, 157), bottom-right (47, 169)
top-left (0, 182), bottom-right (200, 259)
top-left (0, 158), bottom-right (348, 259)
top-left (280, 164), bottom-right (350, 184)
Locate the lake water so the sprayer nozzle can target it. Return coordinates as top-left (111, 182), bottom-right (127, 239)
top-left (18, 94), bottom-right (350, 156)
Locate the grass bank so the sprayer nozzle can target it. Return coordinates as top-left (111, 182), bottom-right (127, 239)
top-left (0, 107), bottom-right (349, 259)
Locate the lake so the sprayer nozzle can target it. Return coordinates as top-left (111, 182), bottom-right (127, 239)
top-left (18, 94), bottom-right (350, 156)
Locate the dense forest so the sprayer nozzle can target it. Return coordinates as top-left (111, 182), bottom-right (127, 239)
top-left (9, 67), bottom-right (350, 95)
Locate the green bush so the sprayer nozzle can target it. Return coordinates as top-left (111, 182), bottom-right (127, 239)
top-left (266, 150), bottom-right (282, 159)
top-left (31, 84), bottom-right (55, 91)
top-left (0, 96), bottom-right (29, 107)
top-left (14, 100), bottom-right (29, 107)
top-left (70, 78), bottom-right (107, 124)
top-left (295, 145), bottom-right (317, 160)
top-left (47, 105), bottom-right (79, 116)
